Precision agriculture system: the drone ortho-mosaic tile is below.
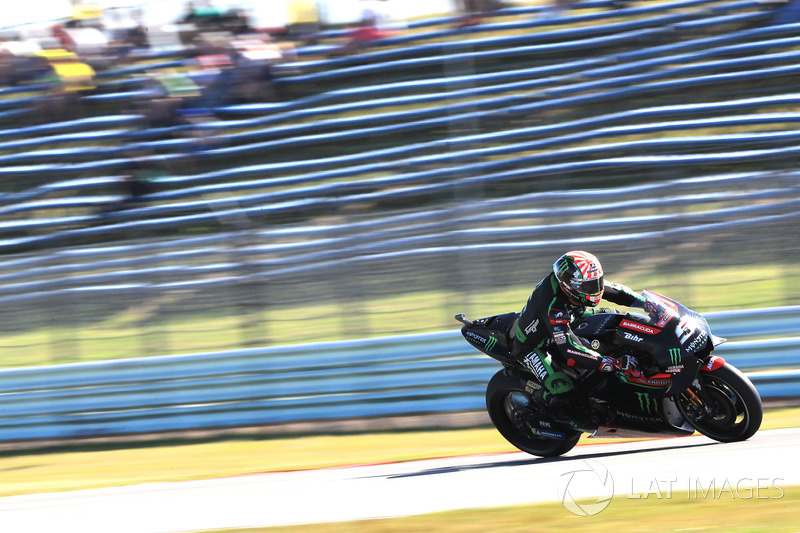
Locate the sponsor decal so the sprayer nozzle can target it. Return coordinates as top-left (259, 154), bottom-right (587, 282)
top-left (524, 380), bottom-right (542, 394)
top-left (686, 330), bottom-right (708, 353)
top-left (566, 349), bottom-right (595, 360)
top-left (539, 420), bottom-right (551, 428)
top-left (554, 332), bottom-right (567, 344)
top-left (592, 314), bottom-right (616, 335)
top-left (623, 332), bottom-right (644, 343)
top-left (676, 316), bottom-right (698, 345)
top-left (485, 336), bottom-right (498, 351)
top-left (627, 375), bottom-right (672, 387)
top-left (577, 322), bottom-right (589, 330)
top-left (701, 356), bottom-right (726, 372)
top-left (665, 365), bottom-right (684, 373)
top-left (532, 428), bottom-right (565, 440)
top-left (551, 311), bottom-right (569, 325)
top-left (620, 320), bottom-right (660, 335)
top-left (656, 313), bottom-right (672, 328)
top-left (465, 331), bottom-right (487, 344)
top-left (525, 319), bottom-right (540, 335)
top-left (525, 354), bottom-right (549, 381)
top-left (669, 348), bottom-right (681, 366)
top-left (615, 411), bottom-right (662, 423)
top-left (635, 392), bottom-right (659, 414)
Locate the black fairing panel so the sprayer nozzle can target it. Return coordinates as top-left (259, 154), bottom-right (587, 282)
top-left (461, 312), bottom-right (519, 366)
top-left (590, 376), bottom-right (688, 435)
top-left (572, 313), bottom-right (621, 345)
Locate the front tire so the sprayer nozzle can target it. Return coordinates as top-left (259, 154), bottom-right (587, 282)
top-left (676, 363), bottom-right (762, 442)
top-left (486, 370), bottom-right (582, 457)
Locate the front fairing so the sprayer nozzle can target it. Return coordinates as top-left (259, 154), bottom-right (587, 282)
top-left (639, 290), bottom-right (713, 367)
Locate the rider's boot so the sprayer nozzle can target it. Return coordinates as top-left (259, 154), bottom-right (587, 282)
top-left (535, 389), bottom-right (597, 432)
top-left (588, 397), bottom-right (615, 425)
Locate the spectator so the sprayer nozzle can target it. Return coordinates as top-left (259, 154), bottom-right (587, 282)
top-left (99, 151), bottom-right (161, 214)
top-left (106, 7), bottom-right (149, 55)
top-left (136, 68), bottom-right (201, 128)
top-left (540, 0), bottom-right (578, 19)
top-left (335, 0), bottom-right (405, 55)
top-left (41, 48), bottom-right (96, 92)
top-left (287, 0), bottom-right (321, 44)
top-left (456, 0), bottom-right (505, 27)
top-left (0, 39), bottom-right (48, 86)
top-left (27, 49), bottom-right (94, 124)
top-left (51, 25), bottom-right (77, 52)
top-left (225, 36), bottom-right (285, 103)
top-left (0, 49), bottom-right (13, 86)
top-left (219, 8), bottom-right (253, 35)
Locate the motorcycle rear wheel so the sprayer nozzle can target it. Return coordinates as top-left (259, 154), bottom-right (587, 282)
top-left (486, 370), bottom-right (582, 457)
top-left (676, 363), bottom-right (762, 442)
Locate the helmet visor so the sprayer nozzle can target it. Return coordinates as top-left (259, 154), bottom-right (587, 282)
top-left (571, 276), bottom-right (604, 297)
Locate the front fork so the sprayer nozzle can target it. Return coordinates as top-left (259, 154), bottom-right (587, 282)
top-left (681, 355), bottom-right (726, 417)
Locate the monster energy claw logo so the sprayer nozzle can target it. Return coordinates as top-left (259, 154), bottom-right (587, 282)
top-left (485, 337), bottom-right (498, 351)
top-left (635, 392), bottom-right (659, 414)
top-left (669, 348), bottom-right (681, 366)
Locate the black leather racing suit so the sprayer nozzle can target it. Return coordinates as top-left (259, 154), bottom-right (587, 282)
top-left (511, 272), bottom-right (644, 397)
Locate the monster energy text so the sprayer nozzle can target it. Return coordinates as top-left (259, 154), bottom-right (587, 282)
top-left (635, 392), bottom-right (659, 414)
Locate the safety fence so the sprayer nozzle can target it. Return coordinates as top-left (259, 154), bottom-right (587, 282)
top-left (0, 171), bottom-right (798, 294)
top-left (1, 0), bottom-right (799, 363)
top-left (1, 24), bottom-right (798, 201)
top-left (0, 306), bottom-right (796, 442)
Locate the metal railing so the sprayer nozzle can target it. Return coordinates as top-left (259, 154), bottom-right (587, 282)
top-left (1, 0), bottom-right (797, 365)
top-left (0, 307), bottom-right (796, 442)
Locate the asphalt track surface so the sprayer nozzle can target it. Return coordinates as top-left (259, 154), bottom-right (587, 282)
top-left (0, 428), bottom-right (798, 532)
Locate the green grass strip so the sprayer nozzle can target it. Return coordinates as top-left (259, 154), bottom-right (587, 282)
top-left (222, 485), bottom-right (800, 533)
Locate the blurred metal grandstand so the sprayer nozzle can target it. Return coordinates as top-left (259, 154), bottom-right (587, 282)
top-left (1, 0), bottom-right (799, 365)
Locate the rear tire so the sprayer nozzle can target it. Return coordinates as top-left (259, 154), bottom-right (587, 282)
top-left (676, 363), bottom-right (762, 442)
top-left (486, 370), bottom-right (582, 457)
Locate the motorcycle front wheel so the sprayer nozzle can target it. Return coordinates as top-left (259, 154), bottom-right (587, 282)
top-left (485, 369), bottom-right (582, 458)
top-left (676, 363), bottom-right (763, 442)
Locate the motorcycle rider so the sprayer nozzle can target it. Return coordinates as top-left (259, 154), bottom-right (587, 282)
top-left (512, 250), bottom-right (645, 428)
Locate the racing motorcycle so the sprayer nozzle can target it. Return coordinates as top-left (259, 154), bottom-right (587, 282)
top-left (456, 290), bottom-right (762, 457)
